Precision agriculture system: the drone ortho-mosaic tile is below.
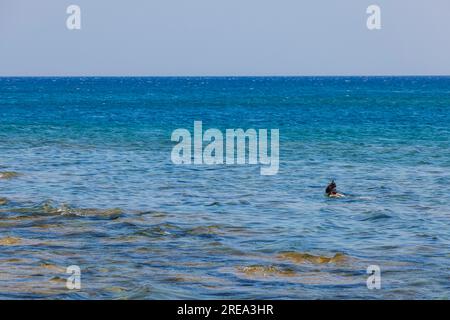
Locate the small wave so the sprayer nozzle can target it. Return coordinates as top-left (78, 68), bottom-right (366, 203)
top-left (205, 201), bottom-right (220, 207)
top-left (136, 210), bottom-right (167, 218)
top-left (224, 199), bottom-right (252, 206)
top-left (361, 213), bottom-right (392, 221)
top-left (135, 223), bottom-right (182, 238)
top-left (354, 196), bottom-right (375, 200)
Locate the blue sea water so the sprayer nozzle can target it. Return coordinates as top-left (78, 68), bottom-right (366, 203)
top-left (0, 77), bottom-right (449, 299)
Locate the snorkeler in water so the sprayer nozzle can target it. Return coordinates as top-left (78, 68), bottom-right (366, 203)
top-left (325, 180), bottom-right (345, 198)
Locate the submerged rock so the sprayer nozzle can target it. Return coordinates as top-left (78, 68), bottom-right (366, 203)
top-left (40, 263), bottom-right (65, 273)
top-left (0, 197), bottom-right (7, 206)
top-left (0, 172), bottom-right (20, 179)
top-left (186, 225), bottom-right (222, 236)
top-left (0, 201), bottom-right (124, 223)
top-left (277, 252), bottom-right (347, 264)
top-left (36, 202), bottom-right (123, 219)
top-left (70, 207), bottom-right (123, 219)
top-left (0, 237), bottom-right (22, 245)
top-left (238, 265), bottom-right (296, 277)
top-left (49, 276), bottom-right (66, 284)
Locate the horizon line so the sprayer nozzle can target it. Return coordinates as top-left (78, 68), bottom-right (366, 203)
top-left (1, 74), bottom-right (450, 78)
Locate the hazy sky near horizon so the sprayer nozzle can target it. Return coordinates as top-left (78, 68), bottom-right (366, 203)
top-left (1, 0), bottom-right (449, 76)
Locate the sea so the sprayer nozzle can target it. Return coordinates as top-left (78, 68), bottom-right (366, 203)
top-left (0, 76), bottom-right (449, 299)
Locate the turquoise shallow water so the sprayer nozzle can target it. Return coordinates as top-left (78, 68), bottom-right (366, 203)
top-left (0, 77), bottom-right (449, 299)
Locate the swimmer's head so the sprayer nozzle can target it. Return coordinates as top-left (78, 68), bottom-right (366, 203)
top-left (326, 180), bottom-right (337, 195)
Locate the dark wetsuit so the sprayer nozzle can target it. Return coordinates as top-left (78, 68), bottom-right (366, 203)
top-left (325, 181), bottom-right (337, 196)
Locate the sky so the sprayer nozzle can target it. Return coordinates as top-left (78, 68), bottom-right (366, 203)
top-left (0, 0), bottom-right (449, 76)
